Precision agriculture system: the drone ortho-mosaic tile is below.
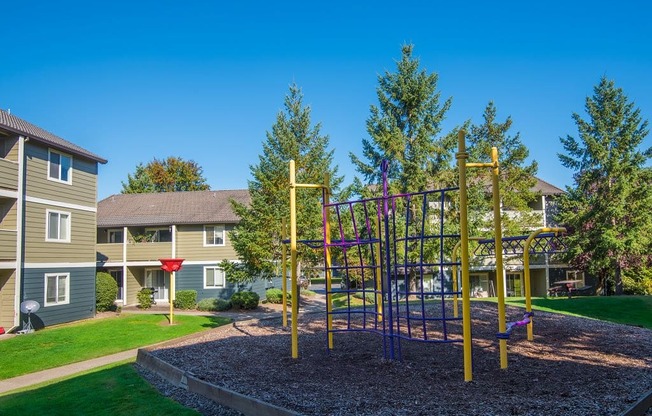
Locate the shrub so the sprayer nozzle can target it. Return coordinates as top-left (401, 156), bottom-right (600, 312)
top-left (266, 288), bottom-right (284, 304)
top-left (137, 288), bottom-right (154, 309)
top-left (96, 272), bottom-right (118, 312)
top-left (197, 298), bottom-right (231, 312)
top-left (623, 268), bottom-right (652, 295)
top-left (174, 290), bottom-right (197, 309)
top-left (301, 289), bottom-right (317, 297)
top-left (352, 291), bottom-right (376, 304)
top-left (230, 291), bottom-right (260, 310)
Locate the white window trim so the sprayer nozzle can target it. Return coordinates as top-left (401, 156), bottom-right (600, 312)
top-left (45, 209), bottom-right (71, 243)
top-left (203, 225), bottom-right (225, 247)
top-left (44, 272), bottom-right (70, 306)
top-left (204, 266), bottom-right (226, 289)
top-left (108, 229), bottom-right (124, 244)
top-left (144, 227), bottom-right (172, 243)
top-left (566, 270), bottom-right (585, 285)
top-left (47, 149), bottom-right (73, 184)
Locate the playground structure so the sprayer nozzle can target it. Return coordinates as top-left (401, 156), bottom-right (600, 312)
top-left (286, 131), bottom-right (565, 382)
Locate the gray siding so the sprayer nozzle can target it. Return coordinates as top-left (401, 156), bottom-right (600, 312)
top-left (175, 264), bottom-right (282, 301)
top-left (24, 142), bottom-right (98, 207)
top-left (21, 266), bottom-right (95, 328)
top-left (176, 264), bottom-right (235, 301)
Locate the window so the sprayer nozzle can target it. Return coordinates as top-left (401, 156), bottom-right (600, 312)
top-left (46, 210), bottom-right (70, 242)
top-left (566, 270), bottom-right (585, 286)
top-left (204, 266), bottom-right (225, 288)
top-left (144, 228), bottom-right (172, 242)
top-left (108, 229), bottom-right (124, 243)
top-left (204, 225), bottom-right (225, 246)
top-left (45, 273), bottom-right (69, 306)
top-left (48, 149), bottom-right (72, 183)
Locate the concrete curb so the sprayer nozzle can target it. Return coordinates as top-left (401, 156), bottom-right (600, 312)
top-left (136, 349), bottom-right (300, 416)
top-left (621, 387), bottom-right (652, 416)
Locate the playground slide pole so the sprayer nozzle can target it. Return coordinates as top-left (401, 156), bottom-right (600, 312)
top-left (467, 147), bottom-right (508, 369)
top-left (490, 147), bottom-right (508, 369)
top-left (289, 160), bottom-right (299, 358)
top-left (323, 173), bottom-right (334, 349)
top-left (456, 131), bottom-right (473, 382)
top-left (281, 218), bottom-right (288, 328)
top-left (523, 227), bottom-right (566, 341)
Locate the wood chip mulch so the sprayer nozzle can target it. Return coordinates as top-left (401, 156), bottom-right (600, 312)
top-left (140, 301), bottom-right (652, 416)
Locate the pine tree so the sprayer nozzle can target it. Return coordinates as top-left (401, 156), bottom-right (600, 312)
top-left (466, 102), bottom-right (539, 237)
top-left (557, 77), bottom-right (652, 295)
top-left (350, 44), bottom-right (455, 196)
top-left (225, 84), bottom-right (343, 282)
top-left (349, 44), bottom-right (455, 291)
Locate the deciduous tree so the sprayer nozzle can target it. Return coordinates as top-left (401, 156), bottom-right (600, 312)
top-left (121, 156), bottom-right (210, 193)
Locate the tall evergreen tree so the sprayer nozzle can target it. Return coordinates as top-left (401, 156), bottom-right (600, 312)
top-left (466, 102), bottom-right (539, 237)
top-left (121, 156), bottom-right (210, 193)
top-left (225, 84), bottom-right (343, 282)
top-left (349, 44), bottom-right (455, 291)
top-left (557, 77), bottom-right (652, 295)
top-left (350, 44), bottom-right (455, 195)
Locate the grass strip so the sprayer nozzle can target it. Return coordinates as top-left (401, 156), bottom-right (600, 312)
top-left (0, 314), bottom-right (230, 380)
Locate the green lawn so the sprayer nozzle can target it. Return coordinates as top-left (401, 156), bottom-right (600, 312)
top-left (0, 314), bottom-right (230, 380)
top-left (503, 295), bottom-right (652, 329)
top-left (0, 360), bottom-right (200, 415)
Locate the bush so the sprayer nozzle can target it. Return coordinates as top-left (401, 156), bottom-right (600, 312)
top-left (623, 268), bottom-right (652, 295)
top-left (265, 288), bottom-right (284, 304)
top-left (352, 291), bottom-right (376, 304)
top-left (137, 288), bottom-right (154, 309)
top-left (230, 291), bottom-right (260, 310)
top-left (174, 290), bottom-right (197, 309)
top-left (197, 298), bottom-right (231, 312)
top-left (96, 272), bottom-right (118, 312)
top-left (301, 289), bottom-right (317, 297)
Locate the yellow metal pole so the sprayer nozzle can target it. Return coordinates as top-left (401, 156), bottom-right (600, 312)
top-left (489, 147), bottom-right (508, 370)
top-left (523, 227), bottom-right (566, 341)
top-left (281, 218), bottom-right (288, 328)
top-left (169, 271), bottom-right (175, 325)
top-left (323, 173), bottom-right (334, 349)
top-left (289, 160), bottom-right (299, 358)
top-left (457, 130), bottom-right (473, 382)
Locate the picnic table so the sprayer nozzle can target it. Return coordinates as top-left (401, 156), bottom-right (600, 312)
top-left (548, 279), bottom-right (583, 298)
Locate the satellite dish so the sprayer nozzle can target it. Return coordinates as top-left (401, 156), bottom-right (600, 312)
top-left (18, 300), bottom-right (40, 334)
top-left (20, 300), bottom-right (40, 314)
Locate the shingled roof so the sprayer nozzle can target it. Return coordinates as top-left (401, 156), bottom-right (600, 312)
top-left (97, 190), bottom-right (250, 227)
top-left (0, 109), bottom-right (107, 164)
top-left (534, 177), bottom-right (564, 195)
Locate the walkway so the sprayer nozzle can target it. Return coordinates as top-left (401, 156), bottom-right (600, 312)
top-left (0, 294), bottom-right (326, 395)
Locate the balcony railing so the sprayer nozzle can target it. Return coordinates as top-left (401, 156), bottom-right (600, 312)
top-left (0, 229), bottom-right (17, 260)
top-left (96, 242), bottom-right (173, 263)
top-left (0, 159), bottom-right (18, 191)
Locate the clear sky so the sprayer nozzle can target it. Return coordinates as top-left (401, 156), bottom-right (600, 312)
top-left (2, 1), bottom-right (650, 200)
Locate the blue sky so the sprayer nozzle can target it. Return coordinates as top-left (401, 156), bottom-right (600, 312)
top-left (2, 1), bottom-right (650, 200)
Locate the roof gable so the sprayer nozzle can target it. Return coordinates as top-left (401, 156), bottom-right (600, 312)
top-left (0, 109), bottom-right (107, 164)
top-left (97, 190), bottom-right (250, 227)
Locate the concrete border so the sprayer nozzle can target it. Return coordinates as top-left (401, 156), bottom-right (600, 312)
top-left (621, 388), bottom-right (652, 416)
top-left (136, 349), bottom-right (299, 416)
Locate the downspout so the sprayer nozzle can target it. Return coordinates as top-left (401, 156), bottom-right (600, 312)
top-left (13, 136), bottom-right (27, 330)
top-left (122, 226), bottom-right (127, 305)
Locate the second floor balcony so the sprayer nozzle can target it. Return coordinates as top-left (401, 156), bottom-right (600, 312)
top-left (97, 241), bottom-right (173, 264)
top-left (0, 229), bottom-right (17, 261)
top-left (0, 158), bottom-right (18, 191)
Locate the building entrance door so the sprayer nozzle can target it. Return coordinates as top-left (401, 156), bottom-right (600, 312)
top-left (145, 269), bottom-right (168, 301)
